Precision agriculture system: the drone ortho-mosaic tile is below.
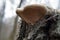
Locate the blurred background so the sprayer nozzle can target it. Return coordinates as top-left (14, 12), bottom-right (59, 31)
top-left (0, 0), bottom-right (60, 40)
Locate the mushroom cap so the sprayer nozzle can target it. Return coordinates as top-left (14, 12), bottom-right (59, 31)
top-left (16, 5), bottom-right (47, 25)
